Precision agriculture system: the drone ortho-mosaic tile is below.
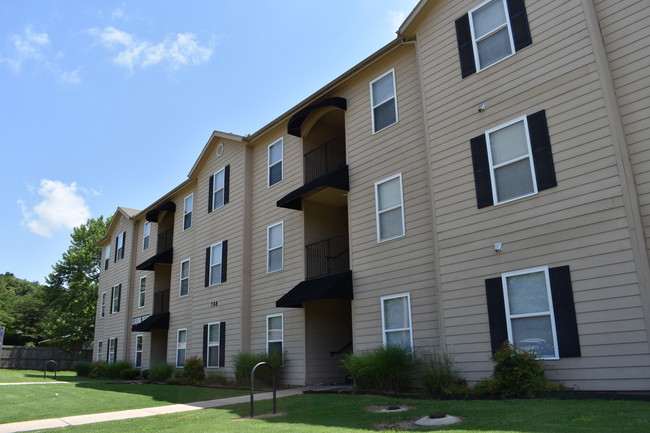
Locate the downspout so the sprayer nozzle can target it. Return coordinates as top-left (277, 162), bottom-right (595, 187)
top-left (123, 216), bottom-right (139, 363)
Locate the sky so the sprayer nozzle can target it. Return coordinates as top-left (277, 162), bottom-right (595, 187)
top-left (0, 0), bottom-right (420, 284)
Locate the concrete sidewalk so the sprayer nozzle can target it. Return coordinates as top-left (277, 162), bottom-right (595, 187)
top-left (0, 386), bottom-right (323, 433)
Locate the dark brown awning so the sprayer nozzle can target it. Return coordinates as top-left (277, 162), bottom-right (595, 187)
top-left (276, 271), bottom-right (353, 308)
top-left (287, 97), bottom-right (347, 137)
top-left (131, 312), bottom-right (169, 332)
top-left (146, 201), bottom-right (176, 222)
top-left (277, 165), bottom-right (349, 210)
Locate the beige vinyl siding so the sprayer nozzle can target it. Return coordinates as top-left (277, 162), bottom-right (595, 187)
top-left (412, 0), bottom-right (650, 390)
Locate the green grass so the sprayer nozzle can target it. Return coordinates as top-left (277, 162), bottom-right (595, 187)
top-left (24, 394), bottom-right (650, 433)
top-left (0, 368), bottom-right (96, 383)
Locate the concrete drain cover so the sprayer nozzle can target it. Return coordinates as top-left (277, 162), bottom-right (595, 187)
top-left (415, 413), bottom-right (462, 427)
top-left (379, 406), bottom-right (409, 413)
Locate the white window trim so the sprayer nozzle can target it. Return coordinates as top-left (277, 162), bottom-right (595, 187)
top-left (138, 277), bottom-right (146, 308)
top-left (96, 341), bottom-right (103, 362)
top-left (501, 266), bottom-right (559, 360)
top-left (369, 68), bottom-right (398, 134)
top-left (104, 245), bottom-right (110, 270)
top-left (135, 334), bottom-right (143, 368)
top-left (108, 338), bottom-right (117, 364)
top-left (179, 259), bottom-right (190, 297)
top-left (100, 292), bottom-right (106, 318)
top-left (116, 232), bottom-right (125, 261)
top-left (267, 221), bottom-right (284, 274)
top-left (380, 293), bottom-right (414, 350)
top-left (209, 242), bottom-right (223, 286)
top-left (142, 221), bottom-right (151, 251)
top-left (267, 137), bottom-right (283, 187)
top-left (176, 328), bottom-right (187, 368)
top-left (183, 193), bottom-right (193, 231)
top-left (212, 167), bottom-right (226, 211)
top-left (266, 313), bottom-right (284, 363)
top-left (485, 115), bottom-right (538, 205)
top-left (111, 284), bottom-right (120, 314)
top-left (374, 173), bottom-right (406, 243)
top-left (206, 321), bottom-right (221, 368)
top-left (468, 0), bottom-right (516, 72)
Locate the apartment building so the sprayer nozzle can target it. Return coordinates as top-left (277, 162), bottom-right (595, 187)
top-left (93, 0), bottom-right (650, 391)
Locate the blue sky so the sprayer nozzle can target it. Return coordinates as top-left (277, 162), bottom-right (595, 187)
top-left (0, 0), bottom-right (419, 284)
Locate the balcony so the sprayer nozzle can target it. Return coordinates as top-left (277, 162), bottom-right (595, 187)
top-left (132, 290), bottom-right (170, 332)
top-left (136, 229), bottom-right (173, 271)
top-left (305, 233), bottom-right (349, 280)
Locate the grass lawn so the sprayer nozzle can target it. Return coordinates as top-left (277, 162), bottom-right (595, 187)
top-left (0, 368), bottom-right (96, 383)
top-left (23, 393), bottom-right (650, 433)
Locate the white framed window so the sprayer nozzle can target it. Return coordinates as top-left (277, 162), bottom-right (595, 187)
top-left (107, 338), bottom-right (117, 364)
top-left (179, 259), bottom-right (190, 297)
top-left (183, 194), bottom-right (193, 230)
top-left (375, 173), bottom-right (405, 242)
top-left (502, 266), bottom-right (559, 359)
top-left (100, 292), bottom-right (106, 318)
top-left (135, 335), bottom-right (143, 368)
top-left (176, 329), bottom-right (187, 368)
top-left (212, 168), bottom-right (226, 211)
top-left (111, 284), bottom-right (121, 314)
top-left (266, 314), bottom-right (284, 360)
top-left (268, 138), bottom-right (283, 187)
top-left (116, 232), bottom-right (125, 261)
top-left (208, 242), bottom-right (224, 286)
top-left (485, 116), bottom-right (537, 204)
top-left (469, 0), bottom-right (515, 71)
top-left (370, 69), bottom-right (398, 133)
top-left (138, 277), bottom-right (146, 308)
top-left (267, 222), bottom-right (284, 273)
top-left (96, 341), bottom-right (103, 362)
top-left (142, 221), bottom-right (151, 251)
top-left (206, 322), bottom-right (221, 368)
top-left (104, 245), bottom-right (110, 270)
top-left (381, 293), bottom-right (413, 350)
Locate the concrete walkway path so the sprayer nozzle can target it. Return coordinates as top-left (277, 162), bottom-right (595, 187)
top-left (0, 386), bottom-right (329, 433)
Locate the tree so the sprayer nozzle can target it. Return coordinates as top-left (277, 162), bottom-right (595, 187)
top-left (0, 272), bottom-right (47, 345)
top-left (42, 216), bottom-right (111, 350)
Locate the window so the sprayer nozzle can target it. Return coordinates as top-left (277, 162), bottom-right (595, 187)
top-left (107, 338), bottom-right (117, 364)
top-left (204, 322), bottom-right (225, 368)
top-left (485, 265), bottom-right (581, 359)
top-left (100, 292), bottom-right (106, 318)
top-left (205, 241), bottom-right (227, 286)
top-left (115, 232), bottom-right (125, 262)
top-left (111, 284), bottom-right (121, 314)
top-left (180, 259), bottom-right (190, 297)
top-left (455, 0), bottom-right (531, 77)
top-left (104, 245), bottom-right (110, 270)
top-left (183, 194), bottom-right (193, 230)
top-left (176, 329), bottom-right (187, 368)
top-left (267, 314), bottom-right (283, 360)
top-left (138, 277), bottom-right (146, 308)
top-left (267, 222), bottom-right (283, 273)
top-left (268, 138), bottom-right (283, 186)
top-left (96, 341), bottom-right (103, 362)
top-left (375, 174), bottom-right (405, 242)
top-left (142, 221), bottom-right (151, 251)
top-left (135, 335), bottom-right (143, 368)
top-left (208, 166), bottom-right (229, 212)
top-left (470, 110), bottom-right (556, 208)
top-left (370, 69), bottom-right (398, 133)
top-left (381, 294), bottom-right (413, 349)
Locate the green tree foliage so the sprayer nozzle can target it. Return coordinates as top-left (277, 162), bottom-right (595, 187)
top-left (42, 216), bottom-right (111, 350)
top-left (0, 272), bottom-right (47, 345)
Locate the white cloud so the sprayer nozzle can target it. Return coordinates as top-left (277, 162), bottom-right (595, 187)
top-left (58, 67), bottom-right (82, 84)
top-left (90, 26), bottom-right (213, 71)
top-left (18, 180), bottom-right (92, 238)
top-left (1, 26), bottom-right (50, 72)
top-left (388, 10), bottom-right (407, 33)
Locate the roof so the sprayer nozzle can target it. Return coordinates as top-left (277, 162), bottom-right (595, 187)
top-left (98, 206), bottom-right (140, 245)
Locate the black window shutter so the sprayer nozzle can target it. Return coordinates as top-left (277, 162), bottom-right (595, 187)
top-left (527, 110), bottom-right (557, 192)
top-left (110, 288), bottom-right (114, 314)
top-left (113, 338), bottom-right (118, 363)
top-left (549, 265), bottom-right (581, 357)
top-left (470, 134), bottom-right (494, 208)
top-left (114, 236), bottom-right (118, 262)
top-left (221, 240), bottom-right (228, 283)
top-left (208, 175), bottom-right (214, 213)
top-left (204, 247), bottom-right (210, 287)
top-left (106, 340), bottom-right (110, 362)
top-left (116, 284), bottom-right (121, 313)
top-left (224, 165), bottom-right (230, 205)
top-left (202, 324), bottom-right (208, 365)
top-left (455, 14), bottom-right (476, 78)
top-left (122, 232), bottom-right (126, 259)
top-left (485, 277), bottom-right (508, 354)
top-left (506, 0), bottom-right (532, 51)
top-left (219, 322), bottom-right (226, 367)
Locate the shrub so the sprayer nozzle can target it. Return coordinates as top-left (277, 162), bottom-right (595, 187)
top-left (120, 368), bottom-right (141, 380)
top-left (341, 345), bottom-right (417, 395)
top-left (105, 361), bottom-right (132, 379)
top-left (89, 361), bottom-right (109, 378)
top-left (169, 357), bottom-right (206, 386)
top-left (140, 369), bottom-right (149, 380)
top-left (233, 351), bottom-right (283, 387)
top-left (149, 362), bottom-right (174, 383)
top-left (418, 351), bottom-right (467, 395)
top-left (205, 371), bottom-right (230, 386)
top-left (72, 361), bottom-right (93, 377)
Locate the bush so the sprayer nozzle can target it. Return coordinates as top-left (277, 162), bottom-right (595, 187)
top-left (120, 368), bottom-right (141, 380)
top-left (419, 351), bottom-right (467, 395)
top-left (89, 361), bottom-right (108, 378)
top-left (140, 369), bottom-right (149, 380)
top-left (341, 345), bottom-right (417, 395)
top-left (105, 361), bottom-right (132, 379)
top-left (169, 357), bottom-right (206, 386)
top-left (233, 351), bottom-right (283, 387)
top-left (149, 362), bottom-right (174, 383)
top-left (72, 361), bottom-right (93, 377)
top-left (205, 371), bottom-right (231, 386)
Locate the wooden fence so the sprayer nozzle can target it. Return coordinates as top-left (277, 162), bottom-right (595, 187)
top-left (0, 346), bottom-right (92, 371)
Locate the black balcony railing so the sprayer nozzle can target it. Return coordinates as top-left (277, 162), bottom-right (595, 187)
top-left (157, 229), bottom-right (173, 254)
top-left (153, 290), bottom-right (170, 314)
top-left (305, 233), bottom-right (349, 280)
top-left (303, 136), bottom-right (346, 184)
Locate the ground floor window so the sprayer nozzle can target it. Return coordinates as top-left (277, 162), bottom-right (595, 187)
top-left (107, 338), bottom-right (117, 364)
top-left (176, 329), bottom-right (187, 367)
top-left (205, 322), bottom-right (224, 368)
top-left (381, 293), bottom-right (413, 349)
top-left (96, 341), bottom-right (103, 362)
top-left (135, 335), bottom-right (143, 368)
top-left (267, 314), bottom-right (284, 361)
